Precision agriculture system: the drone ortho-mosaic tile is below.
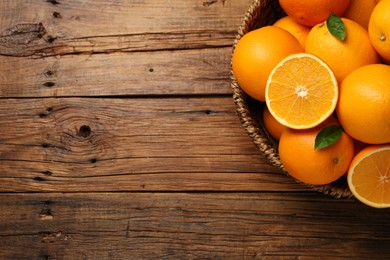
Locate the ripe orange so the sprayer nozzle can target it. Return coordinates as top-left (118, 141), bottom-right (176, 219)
top-left (305, 18), bottom-right (380, 82)
top-left (232, 26), bottom-right (302, 101)
top-left (279, 118), bottom-right (355, 185)
top-left (368, 0), bottom-right (390, 64)
top-left (347, 144), bottom-right (390, 208)
top-left (343, 0), bottom-right (376, 30)
top-left (336, 64), bottom-right (390, 144)
top-left (263, 105), bottom-right (286, 141)
top-left (265, 53), bottom-right (338, 129)
top-left (278, 0), bottom-right (350, 26)
top-left (273, 16), bottom-right (311, 49)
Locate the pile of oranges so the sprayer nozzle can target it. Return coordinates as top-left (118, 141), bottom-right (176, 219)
top-left (232, 0), bottom-right (390, 208)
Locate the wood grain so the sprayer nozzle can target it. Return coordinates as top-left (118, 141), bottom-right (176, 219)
top-left (0, 97), bottom-right (307, 192)
top-left (0, 192), bottom-right (389, 259)
top-left (0, 0), bottom-right (251, 39)
top-left (0, 0), bottom-right (252, 97)
top-left (0, 48), bottom-right (233, 97)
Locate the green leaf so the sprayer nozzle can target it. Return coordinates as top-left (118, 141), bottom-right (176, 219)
top-left (315, 125), bottom-right (343, 150)
top-left (327, 13), bottom-right (346, 41)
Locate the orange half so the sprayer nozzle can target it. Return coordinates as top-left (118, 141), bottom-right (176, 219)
top-left (347, 145), bottom-right (390, 208)
top-left (265, 53), bottom-right (338, 129)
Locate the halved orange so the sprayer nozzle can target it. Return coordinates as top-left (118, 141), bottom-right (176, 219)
top-left (347, 144), bottom-right (390, 208)
top-left (265, 53), bottom-right (338, 129)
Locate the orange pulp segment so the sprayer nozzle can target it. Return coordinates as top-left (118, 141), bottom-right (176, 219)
top-left (347, 145), bottom-right (390, 208)
top-left (265, 53), bottom-right (338, 129)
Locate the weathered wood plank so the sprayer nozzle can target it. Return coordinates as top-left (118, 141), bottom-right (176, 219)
top-left (0, 97), bottom-right (256, 161)
top-left (0, 0), bottom-right (251, 40)
top-left (0, 48), bottom-right (232, 97)
top-left (0, 0), bottom-right (253, 97)
top-left (0, 160), bottom-right (305, 192)
top-left (0, 192), bottom-right (389, 259)
top-left (0, 24), bottom-right (237, 57)
top-left (0, 97), bottom-right (307, 192)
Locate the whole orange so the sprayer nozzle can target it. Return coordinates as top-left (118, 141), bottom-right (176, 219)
top-left (336, 64), bottom-right (390, 144)
top-left (368, 0), bottom-right (390, 64)
top-left (278, 0), bottom-right (350, 26)
top-left (232, 26), bottom-right (302, 101)
top-left (343, 0), bottom-right (376, 30)
top-left (278, 118), bottom-right (355, 185)
top-left (273, 16), bottom-right (311, 49)
top-left (305, 18), bottom-right (380, 82)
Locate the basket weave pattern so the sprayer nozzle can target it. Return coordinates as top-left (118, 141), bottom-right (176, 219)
top-left (230, 0), bottom-right (354, 199)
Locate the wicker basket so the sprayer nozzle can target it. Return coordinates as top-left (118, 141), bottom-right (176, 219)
top-left (231, 0), bottom-right (354, 199)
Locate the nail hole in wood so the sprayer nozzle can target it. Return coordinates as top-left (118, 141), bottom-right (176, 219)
top-left (52, 12), bottom-right (62, 18)
top-left (203, 0), bottom-right (218, 7)
top-left (47, 0), bottom-right (60, 4)
top-left (42, 171), bottom-right (53, 176)
top-left (41, 143), bottom-right (49, 148)
top-left (39, 208), bottom-right (53, 217)
top-left (90, 158), bottom-right (97, 164)
top-left (149, 68), bottom-right (154, 72)
top-left (34, 177), bottom-right (45, 181)
top-left (47, 36), bottom-right (57, 43)
top-left (43, 82), bottom-right (56, 88)
top-left (78, 125), bottom-right (91, 138)
top-left (39, 113), bottom-right (47, 118)
top-left (44, 70), bottom-right (54, 77)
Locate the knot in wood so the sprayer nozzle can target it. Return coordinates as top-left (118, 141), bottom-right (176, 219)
top-left (0, 23), bottom-right (47, 56)
top-left (0, 23), bottom-right (46, 44)
top-left (78, 125), bottom-right (92, 138)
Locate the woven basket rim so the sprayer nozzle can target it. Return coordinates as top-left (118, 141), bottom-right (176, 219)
top-left (230, 0), bottom-right (354, 199)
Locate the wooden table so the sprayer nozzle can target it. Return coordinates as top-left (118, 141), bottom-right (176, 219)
top-left (1, 1), bottom-right (389, 259)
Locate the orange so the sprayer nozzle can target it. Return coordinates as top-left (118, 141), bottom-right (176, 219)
top-left (232, 26), bottom-right (303, 101)
top-left (336, 64), bottom-right (390, 144)
top-left (279, 117), bottom-right (355, 185)
top-left (368, 0), bottom-right (390, 64)
top-left (263, 105), bottom-right (286, 141)
top-left (265, 53), bottom-right (338, 129)
top-left (273, 16), bottom-right (311, 49)
top-left (305, 18), bottom-right (380, 83)
top-left (278, 0), bottom-right (350, 27)
top-left (347, 144), bottom-right (390, 208)
top-left (343, 0), bottom-right (376, 30)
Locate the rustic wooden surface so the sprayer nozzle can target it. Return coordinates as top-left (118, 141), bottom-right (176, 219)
top-left (0, 0), bottom-right (389, 259)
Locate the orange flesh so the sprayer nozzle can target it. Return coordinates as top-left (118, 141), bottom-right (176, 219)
top-left (351, 149), bottom-right (390, 205)
top-left (266, 54), bottom-right (338, 129)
